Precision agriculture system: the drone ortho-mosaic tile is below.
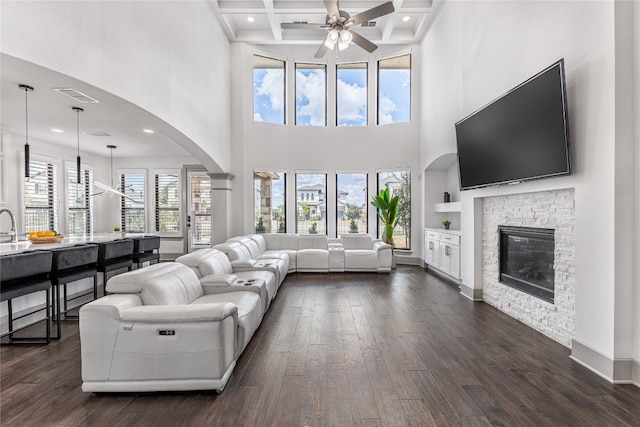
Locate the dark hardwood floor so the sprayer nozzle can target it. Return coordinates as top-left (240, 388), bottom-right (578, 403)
top-left (2, 266), bottom-right (639, 426)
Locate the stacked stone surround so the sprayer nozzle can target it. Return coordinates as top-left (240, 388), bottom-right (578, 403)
top-left (482, 189), bottom-right (575, 347)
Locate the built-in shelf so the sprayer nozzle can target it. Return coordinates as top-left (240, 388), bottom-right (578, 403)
top-left (434, 202), bottom-right (461, 213)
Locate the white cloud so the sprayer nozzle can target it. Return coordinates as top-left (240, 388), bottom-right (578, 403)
top-left (254, 112), bottom-right (263, 122)
top-left (337, 78), bottom-right (366, 125)
top-left (296, 70), bottom-right (326, 126)
top-left (378, 95), bottom-right (397, 125)
top-left (255, 69), bottom-right (284, 112)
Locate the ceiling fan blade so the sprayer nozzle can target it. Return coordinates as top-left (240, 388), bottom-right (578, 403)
top-left (347, 1), bottom-right (395, 26)
top-left (281, 22), bottom-right (327, 30)
top-left (350, 31), bottom-right (378, 53)
top-left (314, 42), bottom-right (330, 58)
top-left (324, 0), bottom-right (340, 20)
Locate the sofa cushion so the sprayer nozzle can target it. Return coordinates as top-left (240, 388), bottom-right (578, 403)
top-left (341, 234), bottom-right (374, 250)
top-left (175, 249), bottom-right (234, 278)
top-left (344, 250), bottom-right (379, 270)
top-left (106, 263), bottom-right (203, 305)
top-left (298, 235), bottom-right (328, 250)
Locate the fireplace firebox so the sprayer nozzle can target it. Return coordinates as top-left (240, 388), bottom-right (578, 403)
top-left (499, 226), bottom-right (555, 303)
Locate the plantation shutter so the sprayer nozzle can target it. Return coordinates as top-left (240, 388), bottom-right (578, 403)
top-left (24, 159), bottom-right (57, 232)
top-left (120, 172), bottom-right (145, 232)
top-left (67, 166), bottom-right (94, 235)
top-left (154, 171), bottom-right (180, 233)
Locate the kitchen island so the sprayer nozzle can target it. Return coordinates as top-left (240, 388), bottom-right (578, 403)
top-left (0, 233), bottom-right (146, 255)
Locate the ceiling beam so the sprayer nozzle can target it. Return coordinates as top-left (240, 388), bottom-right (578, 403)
top-left (263, 0), bottom-right (282, 41)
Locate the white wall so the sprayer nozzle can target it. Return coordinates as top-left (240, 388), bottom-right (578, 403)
top-left (420, 0), bottom-right (638, 382)
top-left (229, 43), bottom-right (423, 256)
top-left (1, 1), bottom-right (231, 173)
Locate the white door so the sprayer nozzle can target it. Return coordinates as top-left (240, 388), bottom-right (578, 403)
top-left (187, 172), bottom-right (212, 252)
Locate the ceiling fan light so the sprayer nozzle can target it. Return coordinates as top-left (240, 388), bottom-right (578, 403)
top-left (338, 40), bottom-right (350, 51)
top-left (340, 30), bottom-right (353, 43)
top-left (324, 29), bottom-right (339, 49)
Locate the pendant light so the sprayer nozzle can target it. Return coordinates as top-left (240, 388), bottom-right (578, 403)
top-left (72, 107), bottom-right (84, 184)
top-left (93, 145), bottom-right (127, 198)
top-left (19, 84), bottom-right (34, 178)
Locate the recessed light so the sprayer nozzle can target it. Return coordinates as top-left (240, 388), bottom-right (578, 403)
top-left (402, 16), bottom-right (410, 22)
top-left (51, 128), bottom-right (64, 133)
top-left (143, 129), bottom-right (155, 134)
top-left (247, 16), bottom-right (255, 23)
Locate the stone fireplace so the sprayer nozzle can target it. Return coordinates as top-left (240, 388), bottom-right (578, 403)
top-left (483, 189), bottom-right (575, 347)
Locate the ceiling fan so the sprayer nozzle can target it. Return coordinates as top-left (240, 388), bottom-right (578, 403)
top-left (281, 1), bottom-right (395, 58)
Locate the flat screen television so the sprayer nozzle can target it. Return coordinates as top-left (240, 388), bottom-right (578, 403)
top-left (455, 59), bottom-right (571, 190)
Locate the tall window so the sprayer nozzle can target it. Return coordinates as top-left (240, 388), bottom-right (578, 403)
top-left (24, 158), bottom-right (57, 232)
top-left (154, 170), bottom-right (180, 233)
top-left (377, 170), bottom-right (411, 249)
top-left (336, 62), bottom-right (367, 126)
top-left (254, 170), bottom-right (286, 233)
top-left (378, 54), bottom-right (411, 124)
top-left (336, 173), bottom-right (367, 236)
top-left (296, 173), bottom-right (326, 234)
top-left (253, 55), bottom-right (285, 124)
top-left (296, 63), bottom-right (326, 126)
top-left (67, 164), bottom-right (93, 235)
top-left (120, 171), bottom-right (145, 233)
top-left (189, 174), bottom-right (211, 245)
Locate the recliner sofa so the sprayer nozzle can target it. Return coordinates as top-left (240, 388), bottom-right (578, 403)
top-left (79, 262), bottom-right (263, 393)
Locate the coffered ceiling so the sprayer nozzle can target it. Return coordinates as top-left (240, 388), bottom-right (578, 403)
top-left (210, 0), bottom-right (434, 48)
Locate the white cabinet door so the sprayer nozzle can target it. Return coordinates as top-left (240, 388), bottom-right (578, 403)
top-left (439, 243), bottom-right (452, 275)
top-left (425, 238), bottom-right (440, 267)
top-left (448, 244), bottom-right (460, 279)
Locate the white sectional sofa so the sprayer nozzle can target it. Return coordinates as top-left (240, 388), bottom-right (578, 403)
top-left (79, 263), bottom-right (263, 393)
top-left (79, 234), bottom-right (392, 394)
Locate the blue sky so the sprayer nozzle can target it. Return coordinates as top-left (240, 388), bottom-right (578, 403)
top-left (254, 64), bottom-right (410, 125)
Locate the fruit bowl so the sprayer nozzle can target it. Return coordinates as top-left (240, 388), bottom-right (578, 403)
top-left (28, 235), bottom-right (65, 244)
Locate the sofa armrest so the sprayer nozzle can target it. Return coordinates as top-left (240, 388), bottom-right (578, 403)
top-left (120, 303), bottom-right (238, 323)
top-left (200, 273), bottom-right (238, 290)
top-left (230, 259), bottom-right (257, 268)
top-left (373, 241), bottom-right (392, 252)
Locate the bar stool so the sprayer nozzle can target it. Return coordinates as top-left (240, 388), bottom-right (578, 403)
top-left (132, 235), bottom-right (161, 268)
top-left (97, 239), bottom-right (134, 296)
top-left (49, 244), bottom-right (99, 339)
top-left (0, 251), bottom-right (52, 345)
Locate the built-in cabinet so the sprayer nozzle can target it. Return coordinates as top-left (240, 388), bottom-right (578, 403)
top-left (424, 228), bottom-right (461, 280)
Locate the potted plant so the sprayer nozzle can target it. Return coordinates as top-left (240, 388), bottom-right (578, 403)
top-left (442, 220), bottom-right (451, 230)
top-left (371, 188), bottom-right (399, 246)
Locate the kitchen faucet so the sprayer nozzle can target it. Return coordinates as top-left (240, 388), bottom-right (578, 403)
top-left (0, 208), bottom-right (18, 243)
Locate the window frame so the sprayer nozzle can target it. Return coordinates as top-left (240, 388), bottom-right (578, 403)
top-left (336, 62), bottom-right (368, 127)
top-left (377, 54), bottom-right (412, 125)
top-left (253, 54), bottom-right (286, 125)
top-left (119, 169), bottom-right (146, 233)
top-left (335, 172), bottom-right (368, 237)
top-left (153, 169), bottom-right (182, 237)
top-left (376, 169), bottom-right (411, 250)
top-left (295, 62), bottom-right (327, 126)
top-left (253, 170), bottom-right (287, 234)
top-left (65, 160), bottom-right (94, 236)
top-left (295, 172), bottom-right (327, 235)
top-left (23, 155), bottom-right (57, 233)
